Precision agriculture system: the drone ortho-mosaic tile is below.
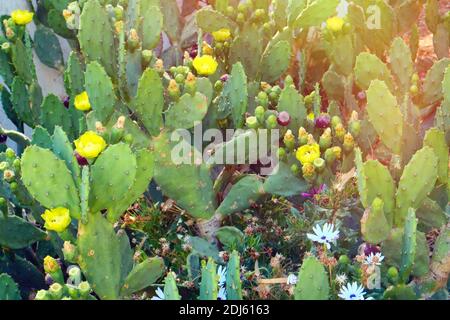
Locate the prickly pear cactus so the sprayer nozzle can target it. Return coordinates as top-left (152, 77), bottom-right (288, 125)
top-left (0, 274), bottom-right (21, 300)
top-left (361, 197), bottom-right (390, 244)
top-left (226, 251), bottom-right (243, 300)
top-left (294, 256), bottom-right (329, 300)
top-left (199, 258), bottom-right (218, 300)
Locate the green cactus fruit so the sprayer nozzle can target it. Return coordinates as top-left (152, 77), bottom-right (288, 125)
top-left (200, 258), bottom-right (218, 300)
top-left (121, 257), bottom-right (165, 297)
top-left (361, 197), bottom-right (390, 244)
top-left (163, 272), bottom-right (181, 300)
top-left (388, 37), bottom-right (413, 95)
top-left (263, 162), bottom-right (309, 197)
top-left (395, 146), bottom-right (438, 227)
top-left (277, 85), bottom-right (306, 132)
top-left (131, 68), bottom-right (164, 136)
top-left (0, 215), bottom-right (46, 249)
top-left (260, 40), bottom-right (291, 82)
top-left (52, 126), bottom-right (81, 189)
top-left (423, 128), bottom-right (448, 185)
top-left (0, 273), bottom-right (21, 300)
top-left (292, 0), bottom-right (340, 29)
top-left (366, 80), bottom-right (403, 154)
top-left (226, 251), bottom-right (243, 300)
top-left (85, 62), bottom-right (116, 123)
top-left (294, 256), bottom-right (329, 300)
top-left (400, 208), bottom-right (417, 283)
top-left (152, 130), bottom-right (216, 220)
top-left (78, 212), bottom-right (122, 300)
top-left (217, 63), bottom-right (248, 127)
top-left (354, 53), bottom-right (395, 91)
top-left (89, 143), bottom-right (137, 222)
top-left (21, 146), bottom-right (81, 219)
top-left (216, 175), bottom-right (265, 216)
top-left (165, 92), bottom-right (208, 130)
top-left (215, 226), bottom-right (245, 249)
top-left (422, 58), bottom-right (450, 105)
top-left (78, 0), bottom-right (116, 77)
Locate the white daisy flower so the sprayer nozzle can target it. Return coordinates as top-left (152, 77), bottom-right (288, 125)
top-left (151, 287), bottom-right (165, 300)
top-left (286, 274), bottom-right (298, 285)
top-left (335, 273), bottom-right (348, 286)
top-left (217, 265), bottom-right (227, 287)
top-left (338, 282), bottom-right (366, 300)
top-left (307, 223), bottom-right (340, 249)
top-left (363, 252), bottom-right (384, 266)
top-left (218, 286), bottom-right (227, 300)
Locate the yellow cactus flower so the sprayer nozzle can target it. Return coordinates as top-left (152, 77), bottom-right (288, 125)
top-left (74, 91), bottom-right (91, 111)
top-left (307, 112), bottom-right (315, 121)
top-left (11, 10), bottom-right (34, 26)
top-left (74, 131), bottom-right (107, 159)
top-left (296, 143), bottom-right (321, 165)
top-left (41, 208), bottom-right (71, 233)
top-left (212, 28), bottom-right (231, 42)
top-left (326, 16), bottom-right (345, 32)
top-left (43, 256), bottom-right (60, 273)
top-left (193, 55), bottom-right (218, 76)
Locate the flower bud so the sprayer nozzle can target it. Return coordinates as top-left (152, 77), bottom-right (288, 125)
top-left (5, 148), bottom-right (15, 159)
top-left (255, 106), bottom-right (265, 123)
top-left (142, 49), bottom-right (153, 65)
top-left (184, 72), bottom-right (197, 95)
top-left (319, 128), bottom-right (332, 150)
top-left (265, 114), bottom-right (278, 129)
top-left (44, 256), bottom-right (64, 284)
top-left (298, 127), bottom-right (308, 146)
top-left (324, 148), bottom-right (336, 166)
top-left (315, 114), bottom-right (330, 129)
top-left (332, 146), bottom-right (342, 160)
top-left (246, 116), bottom-right (259, 129)
top-left (290, 164), bottom-right (299, 175)
top-left (78, 281), bottom-right (92, 298)
top-left (63, 241), bottom-right (78, 263)
top-left (334, 123), bottom-right (346, 142)
top-left (49, 283), bottom-right (64, 300)
top-left (35, 290), bottom-right (50, 300)
top-left (343, 133), bottom-right (355, 153)
top-left (277, 147), bottom-right (286, 160)
top-left (284, 75), bottom-right (294, 88)
top-left (168, 79), bottom-right (181, 101)
top-left (67, 265), bottom-right (82, 286)
top-left (0, 161), bottom-right (8, 171)
top-left (283, 130), bottom-right (295, 150)
top-left (302, 163), bottom-right (316, 181)
top-left (127, 28), bottom-right (140, 50)
top-left (256, 91), bottom-right (269, 108)
top-left (331, 115), bottom-right (342, 129)
top-left (313, 158), bottom-right (326, 173)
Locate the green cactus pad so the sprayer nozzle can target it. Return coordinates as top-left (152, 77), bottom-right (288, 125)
top-left (388, 37), bottom-right (413, 95)
top-left (395, 146), bottom-right (438, 226)
top-left (216, 175), bottom-right (265, 216)
top-left (354, 53), bottom-right (394, 91)
top-left (294, 256), bottom-right (329, 300)
top-left (226, 251), bottom-right (243, 300)
top-left (322, 68), bottom-right (345, 101)
top-left (261, 40), bottom-right (291, 83)
top-left (277, 85), bottom-right (306, 132)
top-left (65, 52), bottom-right (85, 97)
top-left (383, 284), bottom-right (417, 300)
top-left (217, 62), bottom-right (248, 127)
top-left (361, 198), bottom-right (390, 244)
top-left (292, 0), bottom-right (340, 29)
top-left (11, 39), bottom-right (34, 85)
top-left (166, 92), bottom-right (208, 130)
top-left (263, 162), bottom-right (309, 197)
top-left (163, 272), bottom-right (181, 300)
top-left (329, 34), bottom-right (354, 76)
top-left (430, 224), bottom-right (450, 288)
top-left (215, 226), bottom-right (245, 249)
top-left (199, 258), bottom-right (218, 300)
top-left (416, 197), bottom-right (447, 232)
top-left (423, 128), bottom-right (448, 184)
top-left (52, 126), bottom-right (81, 189)
top-left (0, 215), bottom-right (46, 250)
top-left (121, 257), bottom-right (165, 297)
top-left (90, 143), bottom-right (137, 221)
top-left (21, 145), bottom-right (81, 219)
top-left (400, 208), bottom-right (417, 282)
top-left (0, 274), bottom-right (21, 300)
top-left (152, 131), bottom-right (216, 219)
top-left (422, 58), bottom-right (450, 105)
top-left (39, 94), bottom-right (73, 136)
top-left (140, 4), bottom-right (163, 50)
top-left (31, 126), bottom-right (52, 149)
top-left (131, 68), bottom-right (164, 136)
top-left (85, 62), bottom-right (116, 123)
top-left (78, 212), bottom-right (122, 300)
top-left (196, 7), bottom-right (237, 33)
top-left (34, 26), bottom-right (64, 70)
top-left (366, 80), bottom-right (403, 154)
top-left (187, 236), bottom-right (221, 263)
top-left (78, 0), bottom-right (116, 77)
top-left (11, 77), bottom-right (34, 127)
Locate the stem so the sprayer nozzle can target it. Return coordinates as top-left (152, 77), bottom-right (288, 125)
top-left (0, 126), bottom-right (31, 150)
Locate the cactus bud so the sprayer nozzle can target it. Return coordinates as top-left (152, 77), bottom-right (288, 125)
top-left (387, 266), bottom-right (399, 282)
top-left (5, 148), bottom-right (15, 159)
top-left (338, 255), bottom-right (350, 265)
top-left (307, 134), bottom-right (316, 145)
top-left (0, 161), bottom-right (8, 171)
top-left (168, 79), bottom-right (181, 101)
top-left (154, 59), bottom-right (164, 74)
top-left (114, 5), bottom-right (124, 20)
top-left (184, 72), bottom-right (197, 95)
top-left (409, 84), bottom-right (419, 95)
top-left (127, 28), bottom-right (140, 50)
top-left (265, 114), bottom-right (278, 129)
top-left (246, 116), bottom-right (259, 129)
top-left (283, 130), bottom-right (295, 150)
top-left (3, 169), bottom-right (15, 182)
top-left (254, 8), bottom-right (266, 21)
top-left (411, 73), bottom-right (419, 83)
top-left (44, 256), bottom-right (64, 284)
top-left (67, 265), bottom-right (82, 286)
top-left (324, 148), bottom-right (336, 166)
top-left (313, 158), bottom-right (326, 173)
top-left (237, 12), bottom-right (245, 23)
top-left (332, 146), bottom-right (342, 160)
top-left (1, 42), bottom-right (10, 53)
top-left (142, 49), bottom-right (153, 65)
top-left (255, 106), bottom-right (265, 123)
top-left (269, 90), bottom-right (278, 103)
top-left (298, 127), bottom-right (308, 145)
top-left (277, 147), bottom-right (286, 160)
top-left (9, 182), bottom-right (18, 191)
top-left (290, 164), bottom-right (299, 175)
top-left (343, 133), bottom-right (354, 153)
top-left (124, 133), bottom-right (134, 144)
top-left (78, 281), bottom-right (92, 298)
top-left (35, 290), bottom-right (50, 300)
top-left (331, 116), bottom-right (342, 129)
top-left (284, 75), bottom-right (294, 88)
top-left (5, 27), bottom-right (15, 40)
top-left (214, 80), bottom-right (223, 92)
top-left (319, 128), bottom-right (332, 150)
top-left (63, 241), bottom-right (78, 263)
top-left (315, 113), bottom-right (331, 129)
top-left (260, 82), bottom-right (271, 92)
top-left (334, 123), bottom-right (346, 142)
top-left (49, 283), bottom-right (64, 300)
top-left (277, 111), bottom-right (291, 127)
top-left (302, 163), bottom-right (316, 181)
top-left (256, 91), bottom-right (269, 108)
